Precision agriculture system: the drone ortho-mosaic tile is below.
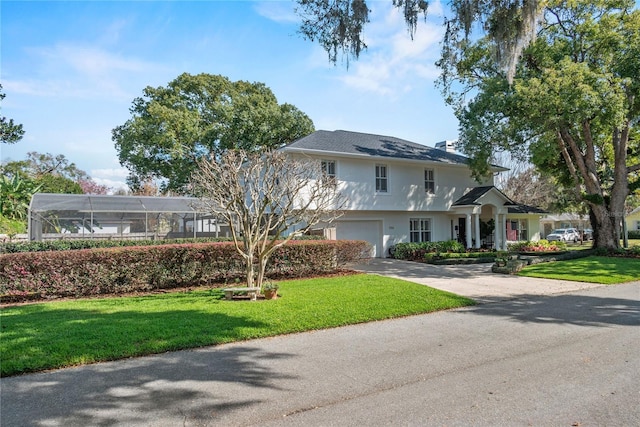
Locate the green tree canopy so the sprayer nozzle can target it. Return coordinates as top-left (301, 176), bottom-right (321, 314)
top-left (0, 152), bottom-right (90, 226)
top-left (112, 73), bottom-right (315, 194)
top-left (0, 84), bottom-right (25, 145)
top-left (440, 0), bottom-right (639, 249)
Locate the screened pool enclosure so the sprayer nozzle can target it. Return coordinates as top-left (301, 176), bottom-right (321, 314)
top-left (28, 193), bottom-right (226, 241)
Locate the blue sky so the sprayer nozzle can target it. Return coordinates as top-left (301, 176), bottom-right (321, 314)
top-left (1, 0), bottom-right (457, 191)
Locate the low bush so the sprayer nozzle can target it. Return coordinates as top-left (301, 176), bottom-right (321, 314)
top-left (592, 245), bottom-right (640, 258)
top-left (0, 240), bottom-right (370, 301)
top-left (391, 240), bottom-right (466, 261)
top-left (628, 230), bottom-right (640, 239)
top-left (424, 251), bottom-right (504, 261)
top-left (507, 239), bottom-right (566, 252)
top-left (0, 237), bottom-right (235, 254)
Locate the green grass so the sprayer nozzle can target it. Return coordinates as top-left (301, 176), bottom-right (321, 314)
top-left (0, 274), bottom-right (474, 377)
top-left (518, 256), bottom-right (640, 284)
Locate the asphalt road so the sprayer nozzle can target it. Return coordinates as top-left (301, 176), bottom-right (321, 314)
top-left (2, 282), bottom-right (639, 426)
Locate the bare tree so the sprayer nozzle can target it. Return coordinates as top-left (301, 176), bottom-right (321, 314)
top-left (192, 149), bottom-right (344, 289)
top-left (492, 152), bottom-right (558, 211)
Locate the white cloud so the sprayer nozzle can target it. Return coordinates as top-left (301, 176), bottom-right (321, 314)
top-left (90, 168), bottom-right (130, 194)
top-left (8, 43), bottom-right (165, 100)
top-left (91, 168), bottom-right (129, 179)
top-left (253, 1), bottom-right (299, 23)
top-left (91, 177), bottom-right (128, 194)
top-left (321, 2), bottom-right (444, 96)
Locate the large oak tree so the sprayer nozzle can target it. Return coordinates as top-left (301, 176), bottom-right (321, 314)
top-left (113, 73), bottom-right (315, 194)
top-left (440, 0), bottom-right (639, 249)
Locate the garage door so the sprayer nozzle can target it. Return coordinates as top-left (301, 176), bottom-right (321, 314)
top-left (335, 221), bottom-right (381, 258)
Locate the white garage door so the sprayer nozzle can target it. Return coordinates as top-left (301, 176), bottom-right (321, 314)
top-left (336, 221), bottom-right (381, 258)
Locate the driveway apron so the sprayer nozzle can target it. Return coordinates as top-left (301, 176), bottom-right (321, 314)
top-left (353, 258), bottom-right (606, 303)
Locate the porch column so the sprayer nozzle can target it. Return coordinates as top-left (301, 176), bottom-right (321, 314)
top-left (501, 214), bottom-right (508, 251)
top-left (494, 212), bottom-right (500, 250)
top-left (465, 214), bottom-right (472, 249)
top-left (474, 213), bottom-right (481, 249)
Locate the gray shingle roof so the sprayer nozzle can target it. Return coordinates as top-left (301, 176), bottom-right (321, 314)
top-left (452, 186), bottom-right (547, 214)
top-left (283, 130), bottom-right (473, 166)
top-left (452, 186), bottom-right (516, 206)
top-left (508, 204), bottom-right (547, 214)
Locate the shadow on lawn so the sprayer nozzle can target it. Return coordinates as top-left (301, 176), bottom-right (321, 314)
top-left (1, 334), bottom-right (299, 426)
top-left (461, 292), bottom-right (640, 327)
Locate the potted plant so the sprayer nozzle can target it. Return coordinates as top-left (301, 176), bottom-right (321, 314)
top-left (262, 281), bottom-right (279, 300)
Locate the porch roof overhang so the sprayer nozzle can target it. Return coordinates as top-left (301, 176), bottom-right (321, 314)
top-left (451, 186), bottom-right (547, 216)
top-left (451, 186), bottom-right (515, 211)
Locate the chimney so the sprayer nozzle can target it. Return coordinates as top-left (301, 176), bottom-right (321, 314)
top-left (435, 140), bottom-right (457, 153)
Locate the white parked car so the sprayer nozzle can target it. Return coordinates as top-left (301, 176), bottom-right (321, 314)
top-left (546, 228), bottom-right (580, 242)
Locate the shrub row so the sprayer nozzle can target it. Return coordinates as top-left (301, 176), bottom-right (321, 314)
top-left (628, 230), bottom-right (640, 239)
top-left (424, 251), bottom-right (506, 264)
top-left (0, 240), bottom-right (371, 301)
top-left (0, 237), bottom-right (231, 254)
top-left (0, 235), bottom-right (324, 254)
top-left (507, 239), bottom-right (567, 252)
top-left (390, 240), bottom-right (466, 261)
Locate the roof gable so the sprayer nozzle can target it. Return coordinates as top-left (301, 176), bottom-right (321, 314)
top-left (283, 130), bottom-right (475, 167)
top-left (452, 186), bottom-right (516, 206)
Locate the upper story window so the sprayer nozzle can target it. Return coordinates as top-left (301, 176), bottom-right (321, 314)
top-left (375, 164), bottom-right (388, 193)
top-left (424, 168), bottom-right (435, 194)
top-left (320, 160), bottom-right (336, 185)
top-left (321, 160), bottom-right (336, 178)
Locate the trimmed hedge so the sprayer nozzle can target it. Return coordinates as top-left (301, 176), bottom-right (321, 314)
top-left (0, 235), bottom-right (324, 254)
top-left (390, 240), bottom-right (466, 261)
top-left (0, 240), bottom-right (371, 301)
top-left (424, 251), bottom-right (506, 264)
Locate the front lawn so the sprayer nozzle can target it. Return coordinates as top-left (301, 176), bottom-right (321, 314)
top-left (518, 256), bottom-right (640, 284)
top-left (0, 274), bottom-right (474, 376)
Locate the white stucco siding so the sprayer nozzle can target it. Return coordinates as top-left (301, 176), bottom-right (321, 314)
top-left (334, 157), bottom-right (486, 212)
top-left (335, 211), bottom-right (458, 257)
top-left (335, 220), bottom-right (382, 257)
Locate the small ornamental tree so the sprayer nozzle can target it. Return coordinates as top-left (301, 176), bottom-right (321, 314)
top-left (191, 149), bottom-right (344, 289)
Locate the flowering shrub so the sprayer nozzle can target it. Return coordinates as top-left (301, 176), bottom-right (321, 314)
top-left (507, 239), bottom-right (566, 252)
top-left (0, 240), bottom-right (370, 301)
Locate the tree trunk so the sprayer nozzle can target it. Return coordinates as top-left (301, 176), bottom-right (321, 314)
top-left (245, 251), bottom-right (255, 288)
top-left (256, 255), bottom-right (269, 289)
top-left (589, 204), bottom-right (618, 249)
top-left (560, 123), bottom-right (629, 251)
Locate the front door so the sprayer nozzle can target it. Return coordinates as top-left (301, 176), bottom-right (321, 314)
top-left (457, 217), bottom-right (466, 245)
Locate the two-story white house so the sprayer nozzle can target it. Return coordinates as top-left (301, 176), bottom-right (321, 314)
top-left (282, 130), bottom-right (545, 257)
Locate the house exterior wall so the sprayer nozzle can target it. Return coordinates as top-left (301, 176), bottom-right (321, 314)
top-left (316, 155), bottom-right (492, 212)
top-left (288, 148), bottom-right (541, 257)
top-left (626, 209), bottom-right (640, 232)
top-left (506, 214), bottom-right (542, 242)
top-left (335, 210), bottom-right (467, 257)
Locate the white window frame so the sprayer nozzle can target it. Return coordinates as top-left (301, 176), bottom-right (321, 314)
top-left (321, 159), bottom-right (336, 178)
top-left (424, 168), bottom-right (435, 194)
top-left (510, 219), bottom-right (528, 241)
top-left (375, 164), bottom-right (388, 193)
top-left (410, 218), bottom-right (432, 243)
top-left (321, 159), bottom-right (337, 185)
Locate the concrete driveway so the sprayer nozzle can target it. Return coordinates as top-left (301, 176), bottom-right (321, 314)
top-left (354, 258), bottom-right (607, 303)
